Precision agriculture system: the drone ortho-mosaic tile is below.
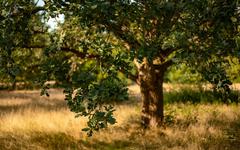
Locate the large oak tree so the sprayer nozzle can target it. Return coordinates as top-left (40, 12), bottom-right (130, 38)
top-left (0, 0), bottom-right (239, 135)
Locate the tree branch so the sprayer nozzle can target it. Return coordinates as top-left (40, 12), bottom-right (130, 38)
top-left (134, 58), bottom-right (141, 69)
top-left (162, 59), bottom-right (173, 69)
top-left (61, 47), bottom-right (100, 59)
top-left (31, 6), bottom-right (46, 14)
top-left (153, 59), bottom-right (173, 71)
top-left (161, 48), bottom-right (177, 57)
top-left (119, 68), bottom-right (140, 85)
top-left (104, 22), bottom-right (141, 50)
top-left (9, 6), bottom-right (45, 18)
top-left (20, 45), bottom-right (100, 59)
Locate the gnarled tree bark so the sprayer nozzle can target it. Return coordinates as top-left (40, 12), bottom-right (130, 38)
top-left (137, 58), bottom-right (171, 127)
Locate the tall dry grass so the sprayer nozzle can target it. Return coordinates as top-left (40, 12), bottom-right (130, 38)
top-left (0, 85), bottom-right (240, 150)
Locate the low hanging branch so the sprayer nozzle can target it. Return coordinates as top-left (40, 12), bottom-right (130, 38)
top-left (119, 68), bottom-right (139, 85)
top-left (104, 22), bottom-right (141, 51)
top-left (153, 59), bottom-right (173, 71)
top-left (0, 6), bottom-right (45, 19)
top-left (161, 48), bottom-right (177, 58)
top-left (21, 44), bottom-right (100, 59)
top-left (61, 47), bottom-right (100, 59)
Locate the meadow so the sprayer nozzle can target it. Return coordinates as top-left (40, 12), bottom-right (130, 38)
top-left (0, 84), bottom-right (240, 150)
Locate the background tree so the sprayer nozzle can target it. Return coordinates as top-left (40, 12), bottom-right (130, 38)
top-left (0, 0), bottom-right (48, 89)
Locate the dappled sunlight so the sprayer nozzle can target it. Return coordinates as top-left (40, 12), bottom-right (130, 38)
top-left (0, 89), bottom-right (66, 114)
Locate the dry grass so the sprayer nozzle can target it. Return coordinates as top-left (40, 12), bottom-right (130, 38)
top-left (0, 86), bottom-right (240, 150)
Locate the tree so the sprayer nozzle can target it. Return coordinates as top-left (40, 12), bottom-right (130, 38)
top-left (0, 0), bottom-right (48, 89)
top-left (48, 0), bottom-right (239, 127)
top-left (1, 0), bottom-right (239, 134)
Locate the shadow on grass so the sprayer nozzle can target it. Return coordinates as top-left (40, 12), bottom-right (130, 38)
top-left (164, 89), bottom-right (240, 104)
top-left (202, 113), bottom-right (240, 150)
top-left (0, 132), bottom-right (82, 150)
top-left (0, 100), bottom-right (67, 114)
top-left (0, 91), bottom-right (41, 100)
top-left (0, 90), bottom-right (67, 115)
top-left (224, 119), bottom-right (240, 149)
top-left (0, 89), bottom-right (63, 100)
top-left (81, 139), bottom-right (134, 150)
top-left (0, 132), bottom-right (134, 150)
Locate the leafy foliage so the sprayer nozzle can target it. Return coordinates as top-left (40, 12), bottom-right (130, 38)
top-left (0, 0), bottom-right (48, 89)
top-left (64, 76), bottom-right (128, 136)
top-left (37, 16), bottom-right (131, 133)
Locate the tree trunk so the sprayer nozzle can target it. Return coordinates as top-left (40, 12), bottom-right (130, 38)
top-left (138, 59), bottom-right (166, 127)
top-left (10, 80), bottom-right (16, 90)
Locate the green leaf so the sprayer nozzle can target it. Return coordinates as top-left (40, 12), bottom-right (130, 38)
top-left (107, 117), bottom-right (116, 125)
top-left (82, 128), bottom-right (90, 131)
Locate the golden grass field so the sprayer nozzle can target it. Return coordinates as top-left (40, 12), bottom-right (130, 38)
top-left (0, 84), bottom-right (240, 150)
